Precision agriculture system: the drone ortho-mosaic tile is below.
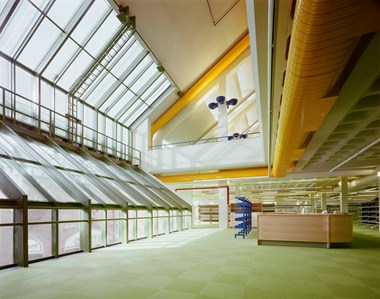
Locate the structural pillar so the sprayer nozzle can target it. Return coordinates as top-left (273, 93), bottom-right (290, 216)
top-left (340, 177), bottom-right (348, 213)
top-left (321, 193), bottom-right (327, 211)
top-left (217, 101), bottom-right (228, 137)
top-left (218, 181), bottom-right (228, 229)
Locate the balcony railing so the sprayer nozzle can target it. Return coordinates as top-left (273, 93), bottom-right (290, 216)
top-left (0, 86), bottom-right (141, 165)
top-left (149, 132), bottom-right (260, 150)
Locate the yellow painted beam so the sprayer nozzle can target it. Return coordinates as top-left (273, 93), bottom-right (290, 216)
top-left (155, 167), bottom-right (269, 183)
top-left (150, 34), bottom-right (250, 143)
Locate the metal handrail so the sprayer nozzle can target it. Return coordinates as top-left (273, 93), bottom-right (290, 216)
top-left (149, 132), bottom-right (260, 150)
top-left (0, 86), bottom-right (141, 165)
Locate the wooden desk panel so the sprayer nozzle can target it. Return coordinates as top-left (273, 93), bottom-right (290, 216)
top-left (257, 214), bottom-right (352, 248)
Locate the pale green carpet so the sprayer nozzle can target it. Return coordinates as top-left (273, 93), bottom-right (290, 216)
top-left (0, 226), bottom-right (379, 299)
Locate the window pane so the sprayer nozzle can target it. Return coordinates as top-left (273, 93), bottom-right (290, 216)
top-left (158, 217), bottom-right (166, 235)
top-left (123, 56), bottom-right (152, 87)
top-left (86, 73), bottom-right (117, 106)
top-left (70, 0), bottom-right (109, 45)
top-left (130, 64), bottom-right (158, 94)
top-left (24, 164), bottom-right (77, 203)
top-left (137, 218), bottom-right (147, 239)
top-left (59, 222), bottom-right (80, 254)
top-left (84, 13), bottom-right (120, 57)
top-left (146, 80), bottom-right (172, 106)
top-left (0, 226), bottom-right (14, 267)
top-left (0, 1), bottom-right (40, 56)
top-left (59, 210), bottom-right (80, 221)
top-left (122, 100), bottom-right (147, 126)
top-left (99, 85), bottom-right (126, 113)
top-left (92, 221), bottom-right (103, 248)
top-left (18, 19), bottom-right (61, 70)
top-left (0, 160), bottom-right (49, 202)
top-left (58, 50), bottom-right (93, 89)
top-left (43, 39), bottom-right (79, 81)
top-left (48, 0), bottom-right (85, 30)
top-left (107, 90), bottom-right (134, 119)
top-left (107, 220), bottom-right (120, 244)
top-left (112, 41), bottom-right (143, 78)
top-left (128, 219), bottom-right (136, 240)
top-left (28, 209), bottom-right (51, 223)
top-left (28, 224), bottom-right (52, 261)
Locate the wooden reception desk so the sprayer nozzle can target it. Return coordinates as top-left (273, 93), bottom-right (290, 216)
top-left (257, 214), bottom-right (352, 248)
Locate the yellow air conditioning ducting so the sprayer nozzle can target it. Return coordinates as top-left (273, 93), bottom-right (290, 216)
top-left (272, 0), bottom-right (367, 177)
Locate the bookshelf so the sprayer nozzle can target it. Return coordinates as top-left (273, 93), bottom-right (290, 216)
top-left (198, 205), bottom-right (219, 223)
top-left (360, 198), bottom-right (379, 228)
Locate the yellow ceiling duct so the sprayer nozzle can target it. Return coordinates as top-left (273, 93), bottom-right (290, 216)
top-left (155, 167), bottom-right (269, 183)
top-left (272, 0), bottom-right (366, 177)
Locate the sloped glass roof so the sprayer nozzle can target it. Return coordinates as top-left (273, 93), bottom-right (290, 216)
top-left (0, 123), bottom-right (190, 209)
top-left (0, 0), bottom-right (174, 128)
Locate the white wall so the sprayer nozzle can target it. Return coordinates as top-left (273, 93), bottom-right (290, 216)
top-left (147, 136), bottom-right (265, 174)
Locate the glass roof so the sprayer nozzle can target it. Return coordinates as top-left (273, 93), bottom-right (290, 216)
top-left (0, 124), bottom-right (190, 209)
top-left (0, 0), bottom-right (174, 128)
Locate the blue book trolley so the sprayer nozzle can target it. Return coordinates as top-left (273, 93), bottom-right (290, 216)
top-left (234, 196), bottom-right (252, 238)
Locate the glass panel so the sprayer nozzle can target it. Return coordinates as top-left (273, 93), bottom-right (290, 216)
top-left (158, 217), bottom-right (166, 235)
top-left (28, 224), bottom-right (52, 261)
top-left (68, 173), bottom-right (112, 204)
top-left (0, 160), bottom-right (48, 202)
top-left (86, 73), bottom-right (118, 106)
top-left (123, 56), bottom-right (152, 87)
top-left (99, 85), bottom-right (126, 113)
top-left (146, 80), bottom-right (171, 106)
top-left (40, 81), bottom-right (54, 110)
top-left (0, 56), bottom-right (12, 90)
top-left (0, 209), bottom-right (13, 223)
top-left (137, 218), bottom-right (147, 239)
top-left (128, 219), bottom-right (136, 240)
top-left (107, 90), bottom-right (134, 118)
top-left (92, 220), bottom-right (103, 248)
top-left (28, 209), bottom-right (51, 223)
top-left (91, 210), bottom-right (105, 220)
top-left (70, 0), bottom-right (110, 45)
top-left (0, 226), bottom-right (14, 267)
top-left (47, 0), bottom-right (85, 30)
top-left (0, 189), bottom-right (8, 199)
top-left (107, 210), bottom-right (121, 219)
top-left (43, 39), bottom-right (80, 81)
top-left (0, 131), bottom-right (30, 159)
top-left (30, 0), bottom-right (50, 9)
top-left (130, 63), bottom-right (158, 94)
top-left (18, 18), bottom-right (61, 70)
top-left (58, 50), bottom-right (93, 89)
top-left (23, 163), bottom-right (77, 203)
top-left (59, 222), bottom-right (80, 254)
top-left (112, 41), bottom-right (143, 78)
top-left (84, 13), bottom-right (120, 57)
top-left (59, 210), bottom-right (80, 221)
top-left (0, 1), bottom-right (40, 56)
top-left (122, 100), bottom-right (147, 126)
top-left (107, 220), bottom-right (120, 244)
top-left (15, 66), bottom-right (35, 100)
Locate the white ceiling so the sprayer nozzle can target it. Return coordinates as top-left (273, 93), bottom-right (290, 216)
top-left (117, 0), bottom-right (248, 91)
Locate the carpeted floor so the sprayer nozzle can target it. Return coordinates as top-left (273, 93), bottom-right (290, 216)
top-left (0, 225), bottom-right (379, 299)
